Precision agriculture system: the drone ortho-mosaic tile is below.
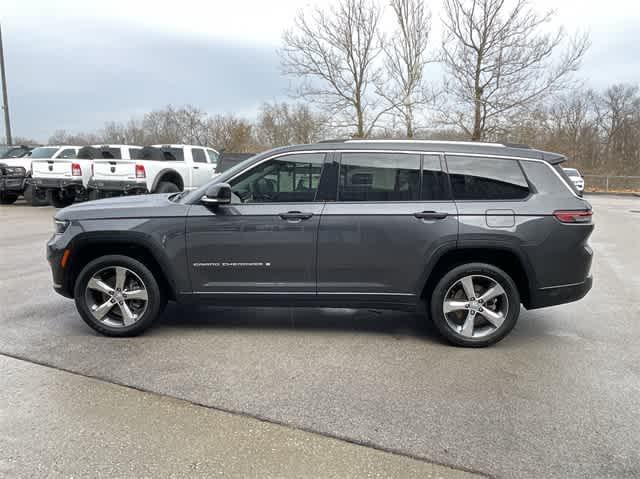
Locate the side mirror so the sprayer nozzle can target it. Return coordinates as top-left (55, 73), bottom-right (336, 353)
top-left (201, 182), bottom-right (231, 206)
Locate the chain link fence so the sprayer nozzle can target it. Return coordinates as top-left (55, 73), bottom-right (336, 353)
top-left (582, 175), bottom-right (640, 193)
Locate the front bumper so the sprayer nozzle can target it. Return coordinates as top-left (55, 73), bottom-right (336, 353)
top-left (527, 275), bottom-right (593, 309)
top-left (87, 178), bottom-right (148, 193)
top-left (47, 233), bottom-right (74, 298)
top-left (0, 176), bottom-right (27, 194)
top-left (33, 177), bottom-right (83, 191)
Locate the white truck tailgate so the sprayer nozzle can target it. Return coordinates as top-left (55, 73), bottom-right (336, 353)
top-left (93, 160), bottom-right (136, 179)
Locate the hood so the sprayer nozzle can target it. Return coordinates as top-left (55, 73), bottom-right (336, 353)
top-left (56, 193), bottom-right (190, 221)
top-left (0, 157), bottom-right (32, 170)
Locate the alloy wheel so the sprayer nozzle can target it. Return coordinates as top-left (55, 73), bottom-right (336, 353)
top-left (442, 274), bottom-right (509, 339)
top-left (84, 266), bottom-right (149, 328)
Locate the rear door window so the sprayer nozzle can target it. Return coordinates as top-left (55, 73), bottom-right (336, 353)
top-left (446, 156), bottom-right (529, 200)
top-left (422, 155), bottom-right (450, 201)
top-left (192, 148), bottom-right (207, 163)
top-left (338, 152), bottom-right (420, 201)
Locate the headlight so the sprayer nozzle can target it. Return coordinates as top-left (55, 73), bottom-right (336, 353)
top-left (54, 219), bottom-right (70, 234)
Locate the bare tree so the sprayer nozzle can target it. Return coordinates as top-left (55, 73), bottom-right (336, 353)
top-left (257, 101), bottom-right (327, 147)
top-left (205, 114), bottom-right (257, 152)
top-left (379, 0), bottom-right (432, 138)
top-left (281, 0), bottom-right (389, 138)
top-left (440, 0), bottom-right (590, 141)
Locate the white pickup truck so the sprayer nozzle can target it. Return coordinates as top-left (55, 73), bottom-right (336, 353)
top-left (32, 144), bottom-right (142, 208)
top-left (22, 146), bottom-right (83, 206)
top-left (88, 144), bottom-right (219, 195)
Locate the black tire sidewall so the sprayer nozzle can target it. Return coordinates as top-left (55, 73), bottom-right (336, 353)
top-left (25, 184), bottom-right (49, 206)
top-left (46, 190), bottom-right (75, 208)
top-left (155, 182), bottom-right (179, 193)
top-left (0, 192), bottom-right (18, 204)
top-left (74, 255), bottom-right (163, 337)
top-left (430, 263), bottom-right (520, 347)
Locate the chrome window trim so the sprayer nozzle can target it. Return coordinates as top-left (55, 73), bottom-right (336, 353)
top-left (226, 149), bottom-right (582, 200)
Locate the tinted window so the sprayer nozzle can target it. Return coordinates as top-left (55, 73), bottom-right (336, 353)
top-left (58, 148), bottom-right (77, 159)
top-left (192, 148), bottom-right (207, 163)
top-left (97, 147), bottom-right (121, 159)
top-left (446, 156), bottom-right (529, 200)
top-left (422, 155), bottom-right (450, 201)
top-left (230, 153), bottom-right (325, 203)
top-left (129, 148), bottom-right (142, 159)
top-left (207, 149), bottom-right (219, 164)
top-left (339, 153), bottom-right (420, 202)
top-left (161, 147), bottom-right (184, 162)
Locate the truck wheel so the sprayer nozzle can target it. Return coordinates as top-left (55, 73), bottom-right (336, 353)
top-left (0, 192), bottom-right (18, 204)
top-left (429, 263), bottom-right (520, 348)
top-left (155, 182), bottom-right (180, 193)
top-left (46, 190), bottom-right (76, 208)
top-left (88, 190), bottom-right (103, 201)
top-left (23, 184), bottom-right (49, 206)
top-left (74, 255), bottom-right (165, 337)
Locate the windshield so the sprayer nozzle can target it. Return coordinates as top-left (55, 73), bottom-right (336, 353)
top-left (0, 146), bottom-right (27, 158)
top-left (181, 153), bottom-right (262, 204)
top-left (29, 147), bottom-right (60, 159)
top-left (563, 168), bottom-right (580, 177)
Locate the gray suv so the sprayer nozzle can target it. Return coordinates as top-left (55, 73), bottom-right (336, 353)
top-left (47, 140), bottom-right (594, 347)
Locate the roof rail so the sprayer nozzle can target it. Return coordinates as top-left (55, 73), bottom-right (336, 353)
top-left (345, 139), bottom-right (505, 148)
top-left (502, 142), bottom-right (531, 149)
top-left (317, 138), bottom-right (348, 143)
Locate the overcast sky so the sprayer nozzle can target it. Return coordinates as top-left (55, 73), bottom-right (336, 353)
top-left (2, 0), bottom-right (639, 142)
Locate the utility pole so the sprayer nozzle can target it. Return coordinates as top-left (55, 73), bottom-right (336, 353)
top-left (0, 24), bottom-right (12, 145)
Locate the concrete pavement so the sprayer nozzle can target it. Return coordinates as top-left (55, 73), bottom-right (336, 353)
top-left (0, 355), bottom-right (480, 479)
top-left (1, 195), bottom-right (639, 478)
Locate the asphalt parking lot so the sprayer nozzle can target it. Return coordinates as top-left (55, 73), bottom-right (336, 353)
top-left (1, 195), bottom-right (639, 478)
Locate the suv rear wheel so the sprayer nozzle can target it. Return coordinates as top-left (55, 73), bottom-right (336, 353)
top-left (74, 255), bottom-right (166, 337)
top-left (430, 263), bottom-right (520, 347)
top-left (47, 190), bottom-right (76, 208)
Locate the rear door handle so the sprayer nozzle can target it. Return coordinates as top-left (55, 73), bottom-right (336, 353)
top-left (414, 211), bottom-right (448, 220)
top-left (279, 211), bottom-right (314, 221)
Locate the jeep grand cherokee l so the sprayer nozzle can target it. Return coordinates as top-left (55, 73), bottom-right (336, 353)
top-left (47, 140), bottom-right (593, 347)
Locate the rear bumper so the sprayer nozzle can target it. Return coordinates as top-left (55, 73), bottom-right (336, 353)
top-left (87, 178), bottom-right (148, 193)
top-left (527, 275), bottom-right (593, 309)
top-left (33, 177), bottom-right (82, 190)
top-left (0, 176), bottom-right (27, 194)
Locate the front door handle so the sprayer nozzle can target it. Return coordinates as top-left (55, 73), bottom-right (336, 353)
top-left (414, 211), bottom-right (448, 220)
top-left (279, 211), bottom-right (314, 221)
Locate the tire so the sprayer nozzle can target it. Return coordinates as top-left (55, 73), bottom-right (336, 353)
top-left (23, 184), bottom-right (49, 206)
top-left (88, 189), bottom-right (103, 201)
top-left (0, 192), bottom-right (18, 204)
top-left (429, 263), bottom-right (520, 347)
top-left (154, 181), bottom-right (180, 194)
top-left (46, 189), bottom-right (76, 208)
top-left (73, 255), bottom-right (165, 337)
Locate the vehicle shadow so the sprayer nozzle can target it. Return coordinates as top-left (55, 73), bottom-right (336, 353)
top-left (155, 302), bottom-right (448, 344)
top-left (153, 302), bottom-right (553, 345)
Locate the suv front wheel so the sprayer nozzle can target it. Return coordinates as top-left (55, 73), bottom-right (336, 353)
top-left (74, 255), bottom-right (166, 336)
top-left (430, 263), bottom-right (520, 347)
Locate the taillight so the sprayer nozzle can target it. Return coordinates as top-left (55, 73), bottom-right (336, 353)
top-left (71, 163), bottom-right (82, 176)
top-left (553, 210), bottom-right (593, 223)
top-left (135, 164), bottom-right (146, 179)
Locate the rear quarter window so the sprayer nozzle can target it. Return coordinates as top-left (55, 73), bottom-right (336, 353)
top-left (446, 156), bottom-right (529, 200)
top-left (520, 161), bottom-right (576, 195)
